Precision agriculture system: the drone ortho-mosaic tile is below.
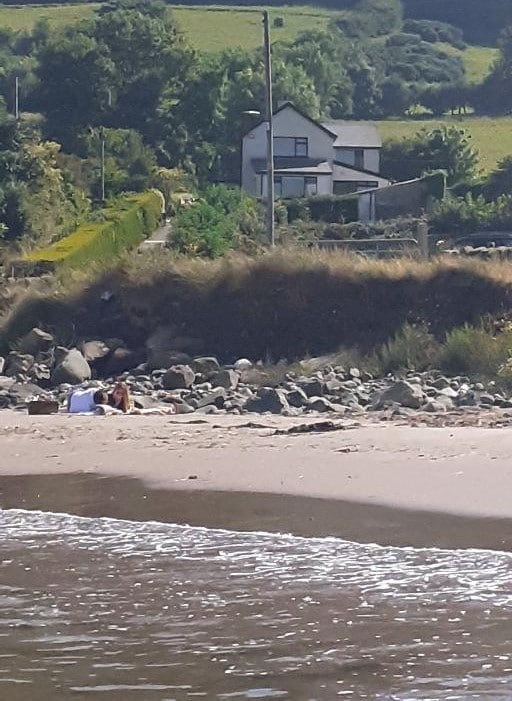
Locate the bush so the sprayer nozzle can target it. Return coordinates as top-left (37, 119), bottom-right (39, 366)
top-left (170, 185), bottom-right (264, 258)
top-left (378, 323), bottom-right (441, 373)
top-left (284, 195), bottom-right (358, 224)
top-left (23, 190), bottom-right (161, 269)
top-left (440, 325), bottom-right (512, 377)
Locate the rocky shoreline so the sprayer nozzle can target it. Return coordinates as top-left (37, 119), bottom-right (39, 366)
top-left (2, 326), bottom-right (512, 425)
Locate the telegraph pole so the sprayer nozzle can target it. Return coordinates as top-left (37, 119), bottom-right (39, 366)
top-left (14, 76), bottom-right (19, 120)
top-left (262, 10), bottom-right (275, 247)
top-left (99, 127), bottom-right (106, 203)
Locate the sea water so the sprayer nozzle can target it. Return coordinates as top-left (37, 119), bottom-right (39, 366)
top-left (0, 509), bottom-right (511, 700)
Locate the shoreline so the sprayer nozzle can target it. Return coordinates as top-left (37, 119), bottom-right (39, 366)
top-left (2, 412), bottom-right (512, 550)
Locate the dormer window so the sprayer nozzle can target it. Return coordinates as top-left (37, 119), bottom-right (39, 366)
top-left (274, 136), bottom-right (308, 157)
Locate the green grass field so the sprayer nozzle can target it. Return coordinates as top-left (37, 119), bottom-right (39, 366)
top-left (378, 117), bottom-right (512, 173)
top-left (0, 3), bottom-right (335, 50)
top-left (439, 43), bottom-right (498, 83)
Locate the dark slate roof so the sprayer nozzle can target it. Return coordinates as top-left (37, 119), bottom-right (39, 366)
top-left (321, 121), bottom-right (382, 148)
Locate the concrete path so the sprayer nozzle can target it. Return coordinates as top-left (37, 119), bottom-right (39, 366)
top-left (138, 221), bottom-right (171, 251)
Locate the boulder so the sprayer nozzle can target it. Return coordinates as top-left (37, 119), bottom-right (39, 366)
top-left (4, 352), bottom-right (35, 377)
top-left (18, 328), bottom-right (54, 357)
top-left (103, 347), bottom-right (145, 376)
top-left (196, 387), bottom-right (227, 409)
top-left (286, 387), bottom-right (308, 408)
top-left (190, 356), bottom-right (220, 376)
top-left (307, 396), bottom-right (337, 412)
top-left (0, 356), bottom-right (5, 375)
top-left (146, 326), bottom-right (191, 371)
top-left (374, 380), bottom-right (425, 410)
top-left (244, 388), bottom-right (290, 414)
top-left (161, 364), bottom-right (195, 390)
top-left (51, 349), bottom-right (91, 386)
top-left (234, 358), bottom-right (252, 371)
top-left (8, 382), bottom-right (45, 405)
top-left (81, 340), bottom-right (111, 363)
top-left (212, 369), bottom-right (239, 390)
top-left (296, 378), bottom-right (325, 397)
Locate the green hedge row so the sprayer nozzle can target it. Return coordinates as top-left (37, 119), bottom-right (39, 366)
top-left (284, 195), bottom-right (359, 224)
top-left (24, 190), bottom-right (161, 269)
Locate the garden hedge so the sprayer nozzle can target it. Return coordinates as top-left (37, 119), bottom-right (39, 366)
top-left (24, 190), bottom-right (161, 269)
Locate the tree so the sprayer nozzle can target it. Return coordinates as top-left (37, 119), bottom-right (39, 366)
top-left (484, 156), bottom-right (512, 200)
top-left (381, 127), bottom-right (479, 185)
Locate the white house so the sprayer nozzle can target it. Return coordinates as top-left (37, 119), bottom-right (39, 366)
top-left (241, 102), bottom-right (390, 199)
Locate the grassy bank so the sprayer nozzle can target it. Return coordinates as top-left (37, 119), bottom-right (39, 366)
top-left (3, 251), bottom-right (512, 364)
top-left (378, 116), bottom-right (512, 172)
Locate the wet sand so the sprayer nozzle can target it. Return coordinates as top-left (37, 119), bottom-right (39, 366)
top-left (1, 412), bottom-right (512, 550)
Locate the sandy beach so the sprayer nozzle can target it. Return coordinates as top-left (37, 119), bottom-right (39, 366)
top-left (1, 411), bottom-right (512, 550)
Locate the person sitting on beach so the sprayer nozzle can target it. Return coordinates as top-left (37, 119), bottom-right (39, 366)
top-left (67, 388), bottom-right (108, 414)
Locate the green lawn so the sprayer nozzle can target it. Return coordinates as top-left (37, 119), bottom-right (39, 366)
top-left (439, 43), bottom-right (498, 83)
top-left (0, 3), bottom-right (334, 50)
top-left (378, 117), bottom-right (512, 172)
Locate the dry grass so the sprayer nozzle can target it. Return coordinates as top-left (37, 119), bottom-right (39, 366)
top-left (3, 250), bottom-right (512, 362)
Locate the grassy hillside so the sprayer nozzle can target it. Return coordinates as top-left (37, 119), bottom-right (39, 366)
top-left (0, 3), bottom-right (497, 62)
top-left (378, 117), bottom-right (512, 173)
top-left (439, 44), bottom-right (498, 84)
top-left (0, 4), bottom-right (335, 51)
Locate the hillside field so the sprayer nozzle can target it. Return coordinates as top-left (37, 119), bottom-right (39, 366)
top-left (0, 3), bottom-right (498, 75)
top-left (378, 117), bottom-right (512, 173)
top-left (0, 4), bottom-right (335, 51)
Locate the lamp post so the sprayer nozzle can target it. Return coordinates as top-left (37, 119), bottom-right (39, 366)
top-left (262, 10), bottom-right (275, 247)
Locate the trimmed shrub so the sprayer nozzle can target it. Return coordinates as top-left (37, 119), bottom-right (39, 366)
top-left (23, 190), bottom-right (161, 269)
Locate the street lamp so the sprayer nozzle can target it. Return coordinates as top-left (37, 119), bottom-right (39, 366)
top-left (262, 10), bottom-right (275, 247)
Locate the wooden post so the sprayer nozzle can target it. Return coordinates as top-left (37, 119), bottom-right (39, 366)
top-left (417, 221), bottom-right (429, 260)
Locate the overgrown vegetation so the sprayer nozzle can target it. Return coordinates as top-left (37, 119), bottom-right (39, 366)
top-left (3, 252), bottom-right (512, 365)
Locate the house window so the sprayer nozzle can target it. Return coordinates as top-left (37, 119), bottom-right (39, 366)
top-left (274, 175), bottom-right (317, 198)
top-left (274, 137), bottom-right (309, 158)
top-left (336, 148), bottom-right (366, 170)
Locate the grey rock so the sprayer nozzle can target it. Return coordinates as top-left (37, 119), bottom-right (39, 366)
top-left (81, 340), bottom-right (110, 362)
top-left (51, 349), bottom-right (91, 386)
top-left (307, 396), bottom-right (337, 412)
top-left (286, 387), bottom-right (308, 408)
top-left (104, 347), bottom-right (144, 376)
top-left (8, 382), bottom-right (45, 405)
top-left (437, 386), bottom-right (459, 399)
top-left (424, 400), bottom-right (448, 413)
top-left (18, 327), bottom-right (54, 356)
top-left (190, 356), bottom-right (220, 376)
top-left (478, 393), bottom-right (495, 406)
top-left (244, 388), bottom-right (290, 414)
top-left (5, 352), bottom-right (35, 377)
top-left (349, 367), bottom-right (361, 379)
top-left (196, 387), bottom-right (227, 409)
top-left (296, 378), bottom-right (324, 397)
top-left (161, 365), bottom-right (195, 390)
top-left (0, 356), bottom-right (5, 375)
top-left (234, 358), bottom-right (252, 371)
top-left (374, 380), bottom-right (425, 410)
top-left (212, 369), bottom-right (239, 390)
top-left (29, 363), bottom-right (51, 383)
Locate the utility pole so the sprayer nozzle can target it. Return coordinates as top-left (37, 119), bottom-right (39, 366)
top-left (14, 76), bottom-right (19, 121)
top-left (99, 126), bottom-right (106, 203)
top-left (262, 10), bottom-right (275, 247)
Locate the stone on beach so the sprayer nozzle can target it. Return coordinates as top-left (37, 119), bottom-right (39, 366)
top-left (373, 380), bottom-right (425, 410)
top-left (51, 349), bottom-right (91, 385)
top-left (18, 328), bottom-right (54, 357)
top-left (161, 364), bottom-right (195, 390)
